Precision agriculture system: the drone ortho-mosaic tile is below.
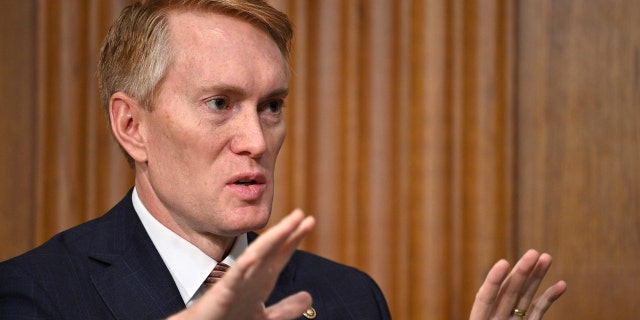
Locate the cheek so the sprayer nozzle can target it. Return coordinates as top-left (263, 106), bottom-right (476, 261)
top-left (263, 127), bottom-right (286, 166)
top-left (145, 115), bottom-right (204, 165)
top-left (270, 123), bottom-right (287, 153)
top-left (148, 124), bottom-right (182, 157)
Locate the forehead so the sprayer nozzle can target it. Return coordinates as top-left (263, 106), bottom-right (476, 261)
top-left (165, 10), bottom-right (287, 79)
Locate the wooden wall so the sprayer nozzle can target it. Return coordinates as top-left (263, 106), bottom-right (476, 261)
top-left (516, 1), bottom-right (640, 318)
top-left (0, 0), bottom-right (37, 262)
top-left (1, 0), bottom-right (638, 319)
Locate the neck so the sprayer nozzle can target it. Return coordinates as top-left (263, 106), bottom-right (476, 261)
top-left (134, 177), bottom-right (237, 261)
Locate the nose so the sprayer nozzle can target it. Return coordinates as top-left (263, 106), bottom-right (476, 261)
top-left (229, 108), bottom-right (267, 158)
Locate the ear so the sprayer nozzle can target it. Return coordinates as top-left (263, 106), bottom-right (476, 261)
top-left (109, 92), bottom-right (148, 163)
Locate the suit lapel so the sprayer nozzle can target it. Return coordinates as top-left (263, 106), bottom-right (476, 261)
top-left (88, 190), bottom-right (185, 319)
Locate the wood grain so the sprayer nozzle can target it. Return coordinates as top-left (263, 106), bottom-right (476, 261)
top-left (516, 0), bottom-right (640, 318)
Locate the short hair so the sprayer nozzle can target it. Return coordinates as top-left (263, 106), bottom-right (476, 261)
top-left (97, 0), bottom-right (293, 165)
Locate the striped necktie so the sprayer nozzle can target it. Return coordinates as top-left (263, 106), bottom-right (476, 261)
top-left (204, 262), bottom-right (230, 286)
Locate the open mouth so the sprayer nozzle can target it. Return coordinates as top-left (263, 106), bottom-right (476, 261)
top-left (227, 175), bottom-right (266, 200)
top-left (234, 179), bottom-right (257, 186)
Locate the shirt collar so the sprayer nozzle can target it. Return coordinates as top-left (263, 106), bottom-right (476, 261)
top-left (132, 187), bottom-right (248, 305)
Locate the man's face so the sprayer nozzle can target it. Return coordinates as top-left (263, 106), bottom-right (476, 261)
top-left (136, 11), bottom-right (288, 238)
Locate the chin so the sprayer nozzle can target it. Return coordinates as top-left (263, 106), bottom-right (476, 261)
top-left (228, 206), bottom-right (271, 233)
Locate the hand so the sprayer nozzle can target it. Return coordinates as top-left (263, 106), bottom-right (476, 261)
top-left (169, 209), bottom-right (316, 320)
top-left (469, 249), bottom-right (567, 320)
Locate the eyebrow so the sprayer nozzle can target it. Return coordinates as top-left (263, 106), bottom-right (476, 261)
top-left (202, 84), bottom-right (289, 100)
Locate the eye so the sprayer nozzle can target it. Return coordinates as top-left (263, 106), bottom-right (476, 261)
top-left (205, 97), bottom-right (229, 111)
top-left (260, 100), bottom-right (284, 114)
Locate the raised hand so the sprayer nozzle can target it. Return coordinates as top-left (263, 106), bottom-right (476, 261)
top-left (169, 209), bottom-right (316, 320)
top-left (469, 249), bottom-right (568, 320)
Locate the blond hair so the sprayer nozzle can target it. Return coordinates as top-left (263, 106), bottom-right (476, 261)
top-left (97, 0), bottom-right (293, 164)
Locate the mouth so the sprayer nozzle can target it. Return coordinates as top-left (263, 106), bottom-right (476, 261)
top-left (228, 172), bottom-right (267, 186)
top-left (227, 173), bottom-right (267, 201)
top-left (234, 179), bottom-right (258, 186)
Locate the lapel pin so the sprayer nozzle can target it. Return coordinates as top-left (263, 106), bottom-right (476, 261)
top-left (303, 306), bottom-right (317, 319)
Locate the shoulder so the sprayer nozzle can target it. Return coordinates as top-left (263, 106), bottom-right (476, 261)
top-left (248, 231), bottom-right (386, 296)
top-left (289, 250), bottom-right (374, 282)
top-left (0, 191), bottom-right (135, 281)
top-left (273, 248), bottom-right (392, 319)
top-left (0, 191), bottom-right (140, 318)
top-left (2, 189), bottom-right (135, 265)
top-left (287, 250), bottom-right (384, 295)
top-left (248, 232), bottom-right (381, 290)
top-left (1, 216), bottom-right (101, 268)
top-left (0, 216), bottom-right (105, 318)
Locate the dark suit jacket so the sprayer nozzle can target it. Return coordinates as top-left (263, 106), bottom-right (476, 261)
top-left (0, 190), bottom-right (391, 319)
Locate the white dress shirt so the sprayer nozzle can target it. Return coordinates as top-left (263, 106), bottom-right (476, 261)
top-left (132, 187), bottom-right (248, 306)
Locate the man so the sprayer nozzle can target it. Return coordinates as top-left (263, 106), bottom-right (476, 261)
top-left (0, 0), bottom-right (566, 319)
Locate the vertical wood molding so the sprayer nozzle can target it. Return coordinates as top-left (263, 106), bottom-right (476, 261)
top-left (0, 0), bottom-right (37, 261)
top-left (34, 0), bottom-right (134, 245)
top-left (272, 0), bottom-right (515, 318)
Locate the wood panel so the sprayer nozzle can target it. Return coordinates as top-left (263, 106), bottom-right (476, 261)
top-left (516, 0), bottom-right (640, 318)
top-left (0, 0), bottom-right (518, 318)
top-left (0, 0), bottom-right (37, 261)
top-left (33, 0), bottom-right (135, 244)
top-left (270, 0), bottom-right (515, 318)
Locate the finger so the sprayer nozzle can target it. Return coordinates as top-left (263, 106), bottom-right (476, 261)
top-left (273, 214), bottom-right (315, 269)
top-left (524, 280), bottom-right (567, 320)
top-left (514, 253), bottom-right (553, 311)
top-left (169, 212), bottom-right (315, 320)
top-left (242, 209), bottom-right (308, 264)
top-left (493, 249), bottom-right (540, 317)
top-left (469, 259), bottom-right (511, 320)
top-left (220, 210), bottom-right (314, 296)
top-left (265, 291), bottom-right (313, 320)
top-left (230, 210), bottom-right (311, 278)
top-left (243, 210), bottom-right (315, 279)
